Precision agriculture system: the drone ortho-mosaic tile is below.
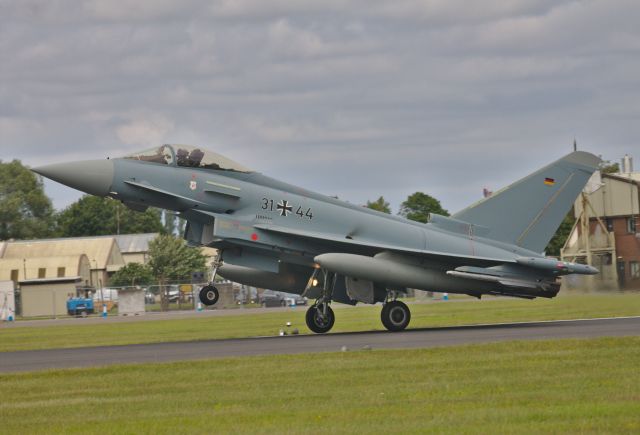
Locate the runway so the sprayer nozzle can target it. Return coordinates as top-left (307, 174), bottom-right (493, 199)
top-left (1, 316), bottom-right (639, 373)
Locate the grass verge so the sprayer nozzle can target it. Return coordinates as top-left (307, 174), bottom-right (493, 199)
top-left (1, 293), bottom-right (639, 352)
top-left (1, 337), bottom-right (638, 434)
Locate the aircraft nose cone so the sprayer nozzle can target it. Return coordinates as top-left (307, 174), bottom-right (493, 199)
top-left (32, 159), bottom-right (114, 197)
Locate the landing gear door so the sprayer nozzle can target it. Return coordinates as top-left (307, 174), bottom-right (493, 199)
top-left (345, 277), bottom-right (375, 304)
top-left (184, 220), bottom-right (215, 246)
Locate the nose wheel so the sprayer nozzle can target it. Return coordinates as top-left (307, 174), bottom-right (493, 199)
top-left (304, 269), bottom-right (337, 333)
top-left (381, 300), bottom-right (411, 332)
top-left (199, 285), bottom-right (219, 306)
top-left (305, 303), bottom-right (335, 334)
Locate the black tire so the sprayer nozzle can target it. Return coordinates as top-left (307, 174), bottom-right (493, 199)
top-left (305, 305), bottom-right (335, 334)
top-left (381, 300), bottom-right (411, 332)
top-left (199, 285), bottom-right (219, 306)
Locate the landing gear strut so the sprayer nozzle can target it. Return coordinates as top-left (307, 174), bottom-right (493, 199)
top-left (381, 293), bottom-right (411, 332)
top-left (305, 269), bottom-right (336, 334)
top-left (199, 252), bottom-right (222, 307)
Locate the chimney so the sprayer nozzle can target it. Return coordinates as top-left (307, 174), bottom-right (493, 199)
top-left (621, 154), bottom-right (634, 173)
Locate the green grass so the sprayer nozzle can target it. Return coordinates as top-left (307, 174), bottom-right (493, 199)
top-left (1, 337), bottom-right (639, 434)
top-left (1, 293), bottom-right (639, 352)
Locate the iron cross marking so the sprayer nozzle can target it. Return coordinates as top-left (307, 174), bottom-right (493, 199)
top-left (276, 200), bottom-right (293, 217)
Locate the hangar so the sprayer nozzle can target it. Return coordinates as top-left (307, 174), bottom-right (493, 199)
top-left (0, 236), bottom-right (125, 287)
top-left (114, 233), bottom-right (159, 265)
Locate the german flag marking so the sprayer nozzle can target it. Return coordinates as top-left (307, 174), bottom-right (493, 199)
top-left (544, 177), bottom-right (555, 186)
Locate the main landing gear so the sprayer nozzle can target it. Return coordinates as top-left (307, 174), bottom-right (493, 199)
top-left (380, 297), bottom-right (411, 332)
top-left (303, 270), bottom-right (412, 334)
top-left (199, 252), bottom-right (222, 307)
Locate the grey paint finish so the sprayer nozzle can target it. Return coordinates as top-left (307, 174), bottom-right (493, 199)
top-left (32, 146), bottom-right (600, 303)
top-left (1, 316), bottom-right (638, 373)
top-left (32, 159), bottom-right (114, 197)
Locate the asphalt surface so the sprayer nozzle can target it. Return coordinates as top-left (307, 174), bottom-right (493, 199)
top-left (1, 316), bottom-right (639, 373)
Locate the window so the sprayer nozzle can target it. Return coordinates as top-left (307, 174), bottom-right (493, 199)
top-left (123, 145), bottom-right (174, 165)
top-left (631, 262), bottom-right (640, 279)
top-left (605, 218), bottom-right (614, 232)
top-left (627, 217), bottom-right (637, 234)
top-left (57, 267), bottom-right (65, 278)
top-left (174, 145), bottom-right (252, 173)
top-left (38, 268), bottom-right (46, 279)
top-left (10, 269), bottom-right (18, 283)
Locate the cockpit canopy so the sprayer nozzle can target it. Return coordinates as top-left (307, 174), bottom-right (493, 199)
top-left (122, 144), bottom-right (252, 173)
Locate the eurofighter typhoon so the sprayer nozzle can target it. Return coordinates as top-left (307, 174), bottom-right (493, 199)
top-left (33, 145), bottom-right (600, 333)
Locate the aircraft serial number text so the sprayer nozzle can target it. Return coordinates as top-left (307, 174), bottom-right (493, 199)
top-left (261, 198), bottom-right (313, 219)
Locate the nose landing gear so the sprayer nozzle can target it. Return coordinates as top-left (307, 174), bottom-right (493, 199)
top-left (305, 269), bottom-right (337, 334)
top-left (305, 303), bottom-right (335, 333)
top-left (199, 252), bottom-right (222, 307)
top-left (199, 285), bottom-right (219, 306)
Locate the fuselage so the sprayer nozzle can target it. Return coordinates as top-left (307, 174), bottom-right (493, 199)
top-left (111, 157), bottom-right (542, 261)
top-left (107, 155), bottom-right (566, 299)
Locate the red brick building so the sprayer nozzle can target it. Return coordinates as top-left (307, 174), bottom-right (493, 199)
top-left (562, 171), bottom-right (640, 289)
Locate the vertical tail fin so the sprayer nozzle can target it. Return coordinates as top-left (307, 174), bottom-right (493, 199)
top-left (453, 151), bottom-right (601, 253)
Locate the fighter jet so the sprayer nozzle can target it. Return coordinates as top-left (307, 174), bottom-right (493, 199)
top-left (33, 145), bottom-right (600, 333)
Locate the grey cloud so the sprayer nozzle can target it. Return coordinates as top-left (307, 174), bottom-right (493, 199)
top-left (1, 0), bottom-right (639, 213)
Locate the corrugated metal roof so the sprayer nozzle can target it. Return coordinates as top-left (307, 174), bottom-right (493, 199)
top-left (2, 238), bottom-right (122, 269)
top-left (114, 233), bottom-right (158, 253)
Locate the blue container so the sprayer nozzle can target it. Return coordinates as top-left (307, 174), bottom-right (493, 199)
top-left (66, 298), bottom-right (95, 316)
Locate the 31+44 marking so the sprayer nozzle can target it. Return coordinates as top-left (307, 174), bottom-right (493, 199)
top-left (261, 198), bottom-right (313, 219)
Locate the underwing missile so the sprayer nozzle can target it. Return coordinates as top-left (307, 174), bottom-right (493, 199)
top-left (515, 257), bottom-right (599, 275)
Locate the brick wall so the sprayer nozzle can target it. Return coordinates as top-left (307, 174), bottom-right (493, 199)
top-left (612, 217), bottom-right (640, 286)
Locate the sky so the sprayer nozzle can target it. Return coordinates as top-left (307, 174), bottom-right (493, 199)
top-left (1, 0), bottom-right (640, 214)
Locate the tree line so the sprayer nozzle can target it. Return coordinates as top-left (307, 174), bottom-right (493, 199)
top-left (366, 192), bottom-right (449, 222)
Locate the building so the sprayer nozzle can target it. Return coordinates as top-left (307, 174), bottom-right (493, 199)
top-left (0, 254), bottom-right (91, 317)
top-left (561, 158), bottom-right (640, 290)
top-left (0, 237), bottom-right (125, 287)
top-left (0, 255), bottom-right (91, 285)
top-left (0, 232), bottom-right (217, 316)
top-left (114, 233), bottom-right (158, 265)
